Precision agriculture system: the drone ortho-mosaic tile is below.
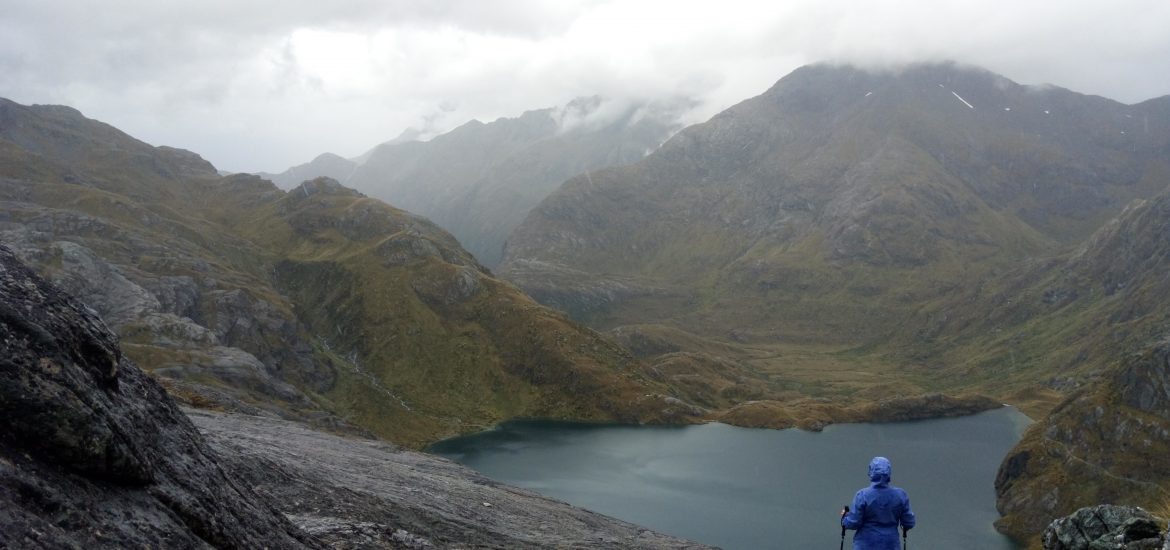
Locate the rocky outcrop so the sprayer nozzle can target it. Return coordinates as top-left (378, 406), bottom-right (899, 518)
top-left (0, 244), bottom-right (317, 548)
top-left (996, 341), bottom-right (1170, 542)
top-left (189, 409), bottom-right (714, 549)
top-left (0, 221), bottom-right (330, 422)
top-left (1042, 505), bottom-right (1167, 550)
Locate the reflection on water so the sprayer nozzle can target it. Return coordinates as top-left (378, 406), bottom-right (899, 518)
top-left (430, 407), bottom-right (1030, 550)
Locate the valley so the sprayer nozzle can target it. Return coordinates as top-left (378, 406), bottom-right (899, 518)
top-left (2, 60), bottom-right (1169, 547)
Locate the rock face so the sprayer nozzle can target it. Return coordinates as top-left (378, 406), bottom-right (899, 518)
top-left (0, 244), bottom-right (317, 548)
top-left (1042, 505), bottom-right (1166, 550)
top-left (189, 409), bottom-right (714, 549)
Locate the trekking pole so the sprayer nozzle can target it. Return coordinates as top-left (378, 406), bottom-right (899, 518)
top-left (840, 506), bottom-right (848, 550)
top-left (902, 526), bottom-right (908, 550)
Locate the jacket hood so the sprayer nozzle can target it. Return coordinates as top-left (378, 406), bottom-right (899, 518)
top-left (868, 456), bottom-right (892, 486)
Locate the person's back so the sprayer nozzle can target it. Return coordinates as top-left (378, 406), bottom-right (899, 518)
top-left (841, 456), bottom-right (915, 550)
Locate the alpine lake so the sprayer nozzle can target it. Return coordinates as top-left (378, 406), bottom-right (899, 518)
top-left (429, 407), bottom-right (1032, 549)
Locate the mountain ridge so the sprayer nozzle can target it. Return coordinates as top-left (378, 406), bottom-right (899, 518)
top-left (501, 62), bottom-right (1170, 347)
top-left (259, 96), bottom-right (688, 266)
top-left (0, 96), bottom-right (700, 448)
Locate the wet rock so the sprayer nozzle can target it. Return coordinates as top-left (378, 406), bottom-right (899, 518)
top-left (48, 239), bottom-right (162, 327)
top-left (290, 515), bottom-right (434, 549)
top-left (140, 274), bottom-right (201, 319)
top-left (1042, 505), bottom-right (1166, 550)
top-left (189, 409), bottom-right (715, 549)
top-left (0, 244), bottom-right (318, 548)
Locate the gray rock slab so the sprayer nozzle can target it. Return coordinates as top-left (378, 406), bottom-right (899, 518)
top-left (188, 409), bottom-right (717, 549)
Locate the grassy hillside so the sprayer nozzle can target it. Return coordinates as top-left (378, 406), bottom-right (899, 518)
top-left (500, 64), bottom-right (1170, 407)
top-left (0, 98), bottom-right (698, 447)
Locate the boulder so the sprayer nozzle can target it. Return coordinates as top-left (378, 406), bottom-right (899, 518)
top-left (1042, 505), bottom-right (1166, 550)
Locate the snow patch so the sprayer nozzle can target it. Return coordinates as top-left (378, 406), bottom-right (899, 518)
top-left (865, 91), bottom-right (873, 97)
top-left (951, 91), bottom-right (975, 109)
top-left (1004, 107), bottom-right (1011, 111)
top-left (1044, 110), bottom-right (1050, 115)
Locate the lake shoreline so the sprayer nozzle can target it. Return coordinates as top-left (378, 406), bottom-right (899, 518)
top-left (427, 391), bottom-right (1007, 449)
top-left (432, 407), bottom-right (1030, 550)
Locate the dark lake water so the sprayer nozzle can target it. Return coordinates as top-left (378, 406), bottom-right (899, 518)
top-left (430, 407), bottom-right (1031, 549)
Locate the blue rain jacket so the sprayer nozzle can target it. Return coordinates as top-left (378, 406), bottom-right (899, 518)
top-left (841, 457), bottom-right (915, 550)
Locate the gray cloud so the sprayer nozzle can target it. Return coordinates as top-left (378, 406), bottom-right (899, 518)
top-left (2, 0), bottom-right (1168, 172)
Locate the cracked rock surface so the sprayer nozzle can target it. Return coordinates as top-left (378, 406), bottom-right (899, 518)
top-left (189, 409), bottom-right (715, 549)
top-left (0, 243), bottom-right (318, 549)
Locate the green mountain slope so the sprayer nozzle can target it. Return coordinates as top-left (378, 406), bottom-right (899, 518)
top-left (501, 64), bottom-right (1169, 346)
top-left (499, 64), bottom-right (1170, 410)
top-left (0, 97), bottom-right (696, 447)
top-left (933, 183), bottom-right (1170, 544)
top-left (269, 97), bottom-right (686, 267)
top-left (995, 338), bottom-right (1170, 545)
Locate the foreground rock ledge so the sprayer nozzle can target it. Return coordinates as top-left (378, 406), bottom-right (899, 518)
top-left (189, 409), bottom-right (715, 549)
top-left (1042, 505), bottom-right (1168, 550)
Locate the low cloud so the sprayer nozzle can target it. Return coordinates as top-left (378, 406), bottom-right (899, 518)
top-left (2, 0), bottom-right (1167, 172)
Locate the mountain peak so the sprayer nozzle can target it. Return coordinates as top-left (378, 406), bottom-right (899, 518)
top-left (502, 61), bottom-right (1170, 340)
top-left (290, 176), bottom-right (364, 198)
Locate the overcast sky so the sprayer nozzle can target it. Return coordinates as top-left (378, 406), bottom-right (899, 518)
top-left (3, 0), bottom-right (1169, 173)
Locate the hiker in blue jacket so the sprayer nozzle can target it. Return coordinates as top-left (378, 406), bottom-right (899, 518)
top-left (841, 456), bottom-right (916, 550)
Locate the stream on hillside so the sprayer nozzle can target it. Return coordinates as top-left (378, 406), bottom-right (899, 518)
top-left (430, 407), bottom-right (1031, 549)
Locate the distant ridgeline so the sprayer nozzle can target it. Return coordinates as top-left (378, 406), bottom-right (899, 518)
top-left (2, 59), bottom-right (1170, 546)
top-left (258, 96), bottom-right (689, 267)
